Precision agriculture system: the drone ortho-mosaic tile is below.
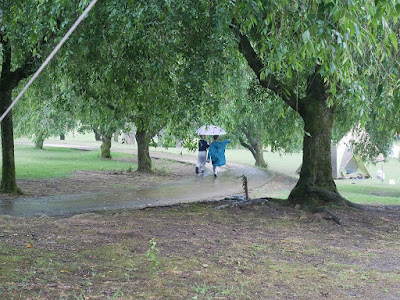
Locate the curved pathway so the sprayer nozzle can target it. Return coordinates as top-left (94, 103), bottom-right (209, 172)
top-left (0, 144), bottom-right (274, 217)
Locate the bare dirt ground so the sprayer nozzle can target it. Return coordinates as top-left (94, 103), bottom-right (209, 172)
top-left (0, 199), bottom-right (399, 299)
top-left (0, 151), bottom-right (399, 299)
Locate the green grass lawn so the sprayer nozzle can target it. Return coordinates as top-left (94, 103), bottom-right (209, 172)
top-left (2, 145), bottom-right (136, 179)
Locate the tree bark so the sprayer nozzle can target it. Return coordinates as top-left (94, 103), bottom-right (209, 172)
top-left (0, 90), bottom-right (20, 193)
top-left (93, 127), bottom-right (101, 141)
top-left (254, 141), bottom-right (267, 168)
top-left (288, 71), bottom-right (344, 206)
top-left (135, 129), bottom-right (152, 173)
top-left (0, 27), bottom-right (53, 194)
top-left (34, 133), bottom-right (45, 149)
top-left (100, 133), bottom-right (112, 159)
top-left (239, 134), bottom-right (267, 168)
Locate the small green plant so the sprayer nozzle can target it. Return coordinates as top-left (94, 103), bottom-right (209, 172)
top-left (193, 284), bottom-right (209, 294)
top-left (111, 289), bottom-right (124, 299)
top-left (146, 238), bottom-right (160, 271)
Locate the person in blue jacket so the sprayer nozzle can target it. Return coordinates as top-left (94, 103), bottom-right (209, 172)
top-left (207, 135), bottom-right (230, 177)
top-left (196, 135), bottom-right (209, 175)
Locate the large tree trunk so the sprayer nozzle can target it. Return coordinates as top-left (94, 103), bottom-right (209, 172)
top-left (0, 29), bottom-right (49, 194)
top-left (100, 133), bottom-right (112, 159)
top-left (135, 130), bottom-right (152, 173)
top-left (0, 89), bottom-right (20, 193)
top-left (234, 28), bottom-right (350, 207)
top-left (288, 73), bottom-right (346, 207)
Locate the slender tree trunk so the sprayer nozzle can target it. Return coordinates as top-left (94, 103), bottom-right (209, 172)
top-left (239, 134), bottom-right (267, 168)
top-left (0, 89), bottom-right (20, 193)
top-left (135, 130), bottom-right (152, 172)
top-left (113, 131), bottom-right (119, 142)
top-left (93, 127), bottom-right (101, 141)
top-left (34, 134), bottom-right (45, 149)
top-left (254, 145), bottom-right (267, 167)
top-left (100, 134), bottom-right (112, 159)
top-left (253, 134), bottom-right (267, 168)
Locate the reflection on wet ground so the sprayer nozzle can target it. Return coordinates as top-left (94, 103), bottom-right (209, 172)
top-left (0, 161), bottom-right (272, 217)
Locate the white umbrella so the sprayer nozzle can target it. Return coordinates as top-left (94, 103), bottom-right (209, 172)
top-left (196, 125), bottom-right (227, 135)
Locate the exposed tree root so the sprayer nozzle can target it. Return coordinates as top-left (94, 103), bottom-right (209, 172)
top-left (290, 185), bottom-right (366, 211)
top-left (214, 197), bottom-right (273, 210)
top-left (311, 206), bottom-right (344, 225)
top-left (217, 196), bottom-right (346, 225)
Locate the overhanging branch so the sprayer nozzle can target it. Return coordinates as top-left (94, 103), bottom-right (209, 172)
top-left (231, 23), bottom-right (299, 110)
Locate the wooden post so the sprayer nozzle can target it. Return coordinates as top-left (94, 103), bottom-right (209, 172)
top-left (242, 175), bottom-right (249, 201)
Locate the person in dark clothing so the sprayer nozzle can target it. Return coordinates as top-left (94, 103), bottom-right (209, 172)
top-left (196, 135), bottom-right (209, 175)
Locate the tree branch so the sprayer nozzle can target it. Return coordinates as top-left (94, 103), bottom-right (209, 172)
top-left (239, 136), bottom-right (256, 157)
top-left (231, 23), bottom-right (299, 111)
top-left (10, 15), bottom-right (66, 85)
top-left (0, 33), bottom-right (12, 83)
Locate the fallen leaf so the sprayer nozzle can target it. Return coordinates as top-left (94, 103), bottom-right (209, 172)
top-left (26, 244), bottom-right (34, 248)
top-left (57, 284), bottom-right (71, 290)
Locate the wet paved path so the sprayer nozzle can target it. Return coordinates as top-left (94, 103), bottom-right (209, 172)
top-left (1, 144), bottom-right (273, 217)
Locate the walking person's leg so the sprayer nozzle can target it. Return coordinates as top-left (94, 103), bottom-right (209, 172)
top-left (215, 166), bottom-right (220, 176)
top-left (196, 151), bottom-right (203, 174)
top-left (213, 165), bottom-right (220, 177)
top-left (199, 151), bottom-right (206, 174)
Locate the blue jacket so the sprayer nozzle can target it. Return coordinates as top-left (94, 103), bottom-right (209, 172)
top-left (207, 139), bottom-right (230, 167)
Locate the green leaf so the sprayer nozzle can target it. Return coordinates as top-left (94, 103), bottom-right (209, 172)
top-left (302, 29), bottom-right (310, 43)
top-left (389, 30), bottom-right (398, 52)
top-left (305, 41), bottom-right (315, 55)
top-left (330, 61), bottom-right (336, 74)
top-left (287, 67), bottom-right (292, 79)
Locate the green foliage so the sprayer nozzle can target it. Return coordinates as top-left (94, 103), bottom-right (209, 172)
top-left (14, 71), bottom-right (77, 144)
top-left (146, 238), bottom-right (160, 271)
top-left (229, 0), bottom-right (400, 157)
top-left (218, 67), bottom-right (303, 154)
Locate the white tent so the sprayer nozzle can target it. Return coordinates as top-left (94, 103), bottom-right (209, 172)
top-left (297, 132), bottom-right (370, 179)
top-left (389, 145), bottom-right (400, 158)
top-left (331, 142), bottom-right (370, 179)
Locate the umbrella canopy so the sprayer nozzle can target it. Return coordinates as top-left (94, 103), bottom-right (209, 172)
top-left (196, 125), bottom-right (227, 135)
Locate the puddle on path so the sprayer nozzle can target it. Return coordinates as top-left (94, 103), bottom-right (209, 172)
top-left (0, 164), bottom-right (272, 217)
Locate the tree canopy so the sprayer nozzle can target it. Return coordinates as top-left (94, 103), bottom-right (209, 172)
top-left (2, 0), bottom-right (399, 209)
